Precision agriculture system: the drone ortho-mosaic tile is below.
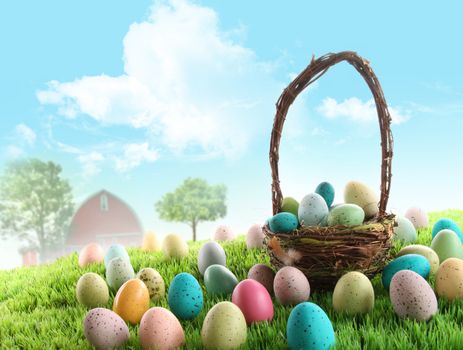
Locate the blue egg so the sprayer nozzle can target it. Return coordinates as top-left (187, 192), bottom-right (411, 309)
top-left (382, 254), bottom-right (430, 290)
top-left (315, 182), bottom-right (335, 208)
top-left (287, 302), bottom-right (335, 350)
top-left (268, 212), bottom-right (299, 233)
top-left (432, 218), bottom-right (463, 242)
top-left (104, 244), bottom-right (130, 268)
top-left (168, 272), bottom-right (203, 320)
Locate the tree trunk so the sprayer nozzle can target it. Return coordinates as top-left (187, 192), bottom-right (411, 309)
top-left (192, 220), bottom-right (197, 241)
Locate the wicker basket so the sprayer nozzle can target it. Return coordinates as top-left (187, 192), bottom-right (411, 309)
top-left (263, 51), bottom-right (395, 291)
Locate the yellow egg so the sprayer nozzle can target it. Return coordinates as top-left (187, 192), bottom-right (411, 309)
top-left (113, 279), bottom-right (150, 324)
top-left (142, 231), bottom-right (161, 252)
top-left (332, 271), bottom-right (374, 314)
top-left (162, 234), bottom-right (189, 259)
top-left (436, 258), bottom-right (463, 301)
top-left (344, 181), bottom-right (379, 218)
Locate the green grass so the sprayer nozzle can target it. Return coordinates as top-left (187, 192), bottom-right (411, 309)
top-left (1, 210), bottom-right (463, 349)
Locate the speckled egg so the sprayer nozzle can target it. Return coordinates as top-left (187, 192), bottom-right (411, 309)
top-left (214, 225), bottom-right (235, 241)
top-left (436, 258), bottom-right (463, 301)
top-left (298, 193), bottom-right (329, 226)
top-left (136, 268), bottom-right (165, 301)
top-left (201, 301), bottom-right (247, 350)
top-left (78, 243), bottom-right (104, 267)
top-left (404, 207), bottom-right (429, 229)
top-left (274, 266), bottom-right (310, 305)
top-left (315, 182), bottom-right (335, 208)
top-left (432, 218), bottom-right (463, 242)
top-left (198, 241), bottom-right (226, 275)
top-left (232, 279), bottom-right (274, 325)
top-left (106, 257), bottom-right (135, 292)
top-left (246, 223), bottom-right (265, 249)
top-left (344, 181), bottom-right (379, 218)
top-left (396, 244), bottom-right (440, 275)
top-left (204, 264), bottom-right (238, 296)
top-left (168, 272), bottom-right (203, 320)
top-left (139, 307), bottom-right (185, 350)
top-left (393, 216), bottom-right (417, 243)
top-left (76, 272), bottom-right (109, 308)
top-left (113, 279), bottom-right (150, 324)
top-left (162, 234), bottom-right (189, 259)
top-left (83, 308), bottom-right (129, 350)
top-left (382, 254), bottom-right (430, 290)
top-left (332, 272), bottom-right (374, 314)
top-left (327, 203), bottom-right (365, 227)
top-left (268, 212), bottom-right (299, 233)
top-left (431, 229), bottom-right (463, 263)
top-left (281, 197), bottom-right (299, 217)
top-left (287, 302), bottom-right (335, 350)
top-left (247, 264), bottom-right (275, 295)
top-left (142, 231), bottom-right (161, 252)
top-left (104, 244), bottom-right (130, 268)
top-left (390, 270), bottom-right (438, 321)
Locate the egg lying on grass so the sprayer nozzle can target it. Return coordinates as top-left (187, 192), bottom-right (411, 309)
top-left (78, 243), bottom-right (104, 267)
top-left (168, 272), bottom-right (204, 320)
top-left (404, 207), bottom-right (429, 229)
top-left (332, 271), bottom-right (374, 314)
top-left (76, 272), bottom-right (109, 308)
top-left (432, 218), bottom-right (463, 242)
top-left (436, 258), bottom-right (463, 301)
top-left (136, 267), bottom-right (165, 301)
top-left (106, 257), bottom-right (135, 292)
top-left (382, 254), bottom-right (430, 290)
top-left (393, 216), bottom-right (417, 243)
top-left (198, 241), bottom-right (226, 276)
top-left (104, 244), bottom-right (130, 268)
top-left (247, 263), bottom-right (275, 295)
top-left (396, 244), bottom-right (439, 275)
top-left (204, 264), bottom-right (238, 296)
top-left (246, 223), bottom-right (265, 249)
top-left (274, 266), bottom-right (310, 305)
top-left (142, 231), bottom-right (161, 252)
top-left (431, 229), bottom-right (463, 262)
top-left (214, 225), bottom-right (235, 241)
top-left (162, 234), bottom-right (189, 259)
top-left (232, 279), bottom-right (274, 325)
top-left (83, 308), bottom-right (129, 350)
top-left (112, 279), bottom-right (150, 325)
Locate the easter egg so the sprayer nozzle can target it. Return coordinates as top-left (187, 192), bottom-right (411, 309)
top-left (269, 212), bottom-right (299, 233)
top-left (344, 181), bottom-right (379, 218)
top-left (298, 193), bottom-right (329, 226)
top-left (287, 302), bottom-right (335, 350)
top-left (246, 223), bottom-right (265, 249)
top-left (113, 279), bottom-right (150, 324)
top-left (198, 241), bottom-right (226, 275)
top-left (232, 279), bottom-right (274, 325)
top-left (83, 308), bottom-right (129, 350)
top-left (76, 272), bottom-right (109, 308)
top-left (393, 216), bottom-right (417, 243)
top-left (274, 266), bottom-right (310, 305)
top-left (315, 182), bottom-right (335, 208)
top-left (436, 258), bottom-right (463, 301)
top-left (136, 268), bottom-right (165, 301)
top-left (382, 254), bottom-right (430, 290)
top-left (247, 264), bottom-right (275, 295)
top-left (327, 203), bottom-right (365, 227)
top-left (139, 307), bottom-right (185, 350)
top-left (204, 264), bottom-right (238, 296)
top-left (432, 218), bottom-right (463, 242)
top-left (106, 257), bottom-right (135, 292)
top-left (404, 207), bottom-right (429, 229)
top-left (201, 301), bottom-right (247, 350)
top-left (431, 229), bottom-right (463, 263)
top-left (281, 197), bottom-right (299, 217)
top-left (214, 225), bottom-right (235, 241)
top-left (396, 244), bottom-right (440, 275)
top-left (390, 270), bottom-right (438, 321)
top-left (78, 243), bottom-right (104, 267)
top-left (168, 272), bottom-right (203, 320)
top-left (162, 234), bottom-right (189, 259)
top-left (142, 231), bottom-right (161, 252)
top-left (332, 272), bottom-right (374, 314)
top-left (104, 244), bottom-right (130, 268)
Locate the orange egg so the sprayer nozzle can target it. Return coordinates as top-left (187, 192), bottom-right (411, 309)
top-left (113, 279), bottom-right (150, 324)
top-left (142, 231), bottom-right (161, 252)
top-left (78, 243), bottom-right (104, 267)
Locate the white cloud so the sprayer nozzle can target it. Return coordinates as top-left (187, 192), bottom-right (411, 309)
top-left (317, 97), bottom-right (409, 125)
top-left (5, 145), bottom-right (24, 158)
top-left (78, 152), bottom-right (105, 177)
top-left (15, 124), bottom-right (36, 145)
top-left (115, 142), bottom-right (159, 172)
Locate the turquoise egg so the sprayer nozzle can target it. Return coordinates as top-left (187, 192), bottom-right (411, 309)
top-left (315, 182), bottom-right (335, 208)
top-left (104, 244), bottom-right (130, 268)
top-left (269, 212), bottom-right (298, 233)
top-left (432, 218), bottom-right (463, 242)
top-left (287, 302), bottom-right (335, 350)
top-left (204, 264), bottom-right (239, 295)
top-left (168, 272), bottom-right (203, 320)
top-left (382, 254), bottom-right (430, 290)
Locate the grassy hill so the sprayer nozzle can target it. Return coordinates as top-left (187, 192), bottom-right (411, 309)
top-left (1, 210), bottom-right (463, 349)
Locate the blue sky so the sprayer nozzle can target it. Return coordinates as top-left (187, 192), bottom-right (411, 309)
top-left (1, 0), bottom-right (463, 268)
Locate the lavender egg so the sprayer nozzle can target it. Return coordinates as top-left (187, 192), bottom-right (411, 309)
top-left (83, 308), bottom-right (129, 350)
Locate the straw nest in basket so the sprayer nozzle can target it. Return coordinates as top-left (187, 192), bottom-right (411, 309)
top-left (263, 51), bottom-right (395, 291)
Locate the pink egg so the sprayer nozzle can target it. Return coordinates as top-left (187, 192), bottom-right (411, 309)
top-left (83, 308), bottom-right (129, 350)
top-left (79, 243), bottom-right (104, 267)
top-left (274, 266), bottom-right (310, 305)
top-left (214, 225), bottom-right (235, 241)
top-left (404, 207), bottom-right (429, 229)
top-left (246, 224), bottom-right (265, 249)
top-left (231, 279), bottom-right (274, 325)
top-left (139, 307), bottom-right (185, 350)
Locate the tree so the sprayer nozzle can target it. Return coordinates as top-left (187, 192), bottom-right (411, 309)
top-left (155, 178), bottom-right (227, 241)
top-left (0, 159), bottom-right (74, 261)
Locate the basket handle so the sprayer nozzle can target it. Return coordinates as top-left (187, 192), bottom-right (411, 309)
top-left (270, 51), bottom-right (393, 217)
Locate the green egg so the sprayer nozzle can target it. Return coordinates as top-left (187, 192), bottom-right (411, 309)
top-left (76, 272), bottom-right (109, 308)
top-left (327, 204), bottom-right (365, 227)
top-left (431, 229), bottom-right (463, 263)
top-left (332, 271), bottom-right (374, 314)
top-left (281, 197), bottom-right (299, 217)
top-left (204, 265), bottom-right (238, 296)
